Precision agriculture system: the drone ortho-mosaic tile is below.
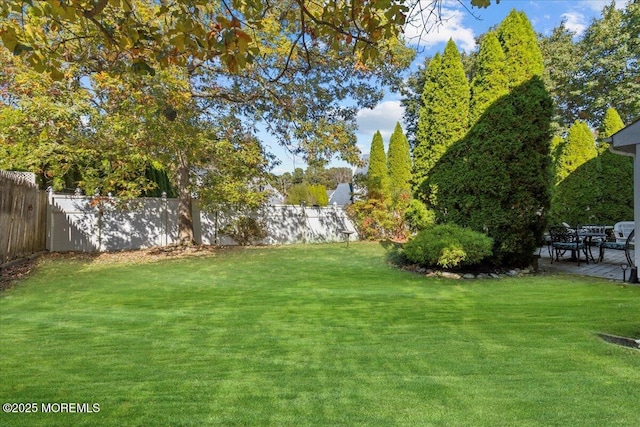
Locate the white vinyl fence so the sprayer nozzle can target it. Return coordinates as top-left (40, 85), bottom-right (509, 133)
top-left (46, 193), bottom-right (357, 252)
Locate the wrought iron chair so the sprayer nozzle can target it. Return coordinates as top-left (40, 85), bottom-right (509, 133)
top-left (548, 225), bottom-right (587, 266)
top-left (598, 228), bottom-right (635, 266)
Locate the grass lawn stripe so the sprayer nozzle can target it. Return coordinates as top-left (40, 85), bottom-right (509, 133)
top-left (1, 243), bottom-right (638, 426)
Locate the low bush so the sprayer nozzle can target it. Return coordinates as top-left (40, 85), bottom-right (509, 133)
top-left (403, 224), bottom-right (493, 269)
top-left (222, 216), bottom-right (267, 246)
top-left (404, 199), bottom-right (435, 233)
top-left (346, 199), bottom-right (396, 240)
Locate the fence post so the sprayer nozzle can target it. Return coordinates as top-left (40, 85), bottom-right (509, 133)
top-left (162, 192), bottom-right (168, 246)
top-left (47, 187), bottom-right (54, 252)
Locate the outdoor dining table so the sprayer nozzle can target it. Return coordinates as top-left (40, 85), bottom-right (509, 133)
top-left (576, 227), bottom-right (608, 264)
top-left (548, 225), bottom-right (607, 265)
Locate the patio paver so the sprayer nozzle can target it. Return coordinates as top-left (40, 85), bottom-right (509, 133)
top-left (538, 245), bottom-right (635, 282)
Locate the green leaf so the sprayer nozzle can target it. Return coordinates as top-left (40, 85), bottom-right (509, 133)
top-left (131, 61), bottom-right (156, 76)
top-left (470, 0), bottom-right (496, 8)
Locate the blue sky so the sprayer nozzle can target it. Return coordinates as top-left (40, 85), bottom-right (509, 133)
top-left (270, 0), bottom-right (618, 174)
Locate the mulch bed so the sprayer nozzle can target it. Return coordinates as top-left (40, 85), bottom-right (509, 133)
top-left (0, 245), bottom-right (235, 291)
top-left (0, 257), bottom-right (40, 291)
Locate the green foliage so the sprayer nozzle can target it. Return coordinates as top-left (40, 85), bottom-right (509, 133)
top-left (399, 55), bottom-right (430, 149)
top-left (555, 120), bottom-right (597, 184)
top-left (539, 23), bottom-right (582, 131)
top-left (497, 10), bottom-right (544, 88)
top-left (404, 199), bottom-right (435, 233)
top-left (367, 131), bottom-right (390, 201)
top-left (0, 0), bottom-right (417, 76)
top-left (414, 40), bottom-right (470, 195)
top-left (572, 3), bottom-right (640, 124)
top-left (598, 107), bottom-right (625, 152)
top-left (308, 184), bottom-right (329, 206)
top-left (402, 224), bottom-right (493, 269)
top-left (346, 199), bottom-right (396, 241)
top-left (550, 109), bottom-right (631, 225)
top-left (286, 184), bottom-right (310, 205)
top-left (285, 183), bottom-right (329, 206)
top-left (270, 166), bottom-right (352, 199)
top-left (426, 77), bottom-right (553, 267)
top-left (143, 166), bottom-right (176, 198)
top-left (387, 122), bottom-right (412, 204)
top-left (221, 216), bottom-right (267, 246)
top-left (550, 151), bottom-right (633, 225)
top-left (469, 32), bottom-right (509, 126)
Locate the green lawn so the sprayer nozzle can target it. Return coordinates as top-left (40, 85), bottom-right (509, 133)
top-left (1, 243), bottom-right (639, 426)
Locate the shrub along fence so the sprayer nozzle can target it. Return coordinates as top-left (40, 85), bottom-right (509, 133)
top-left (47, 193), bottom-right (357, 252)
top-left (0, 171), bottom-right (47, 264)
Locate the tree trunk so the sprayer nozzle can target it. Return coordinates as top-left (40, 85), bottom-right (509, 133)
top-left (176, 156), bottom-right (196, 245)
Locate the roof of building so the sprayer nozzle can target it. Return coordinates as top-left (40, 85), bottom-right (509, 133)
top-left (328, 183), bottom-right (353, 206)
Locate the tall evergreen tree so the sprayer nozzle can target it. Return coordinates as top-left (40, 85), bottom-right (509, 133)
top-left (551, 109), bottom-right (631, 225)
top-left (367, 131), bottom-right (390, 201)
top-left (497, 10), bottom-right (544, 88)
top-left (598, 107), bottom-right (626, 151)
top-left (469, 32), bottom-right (509, 125)
top-left (387, 122), bottom-right (412, 204)
top-left (413, 40), bottom-right (470, 198)
top-left (593, 107), bottom-right (632, 223)
top-left (426, 76), bottom-right (553, 267)
top-left (555, 120), bottom-right (597, 184)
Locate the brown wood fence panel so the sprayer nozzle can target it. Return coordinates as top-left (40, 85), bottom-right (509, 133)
top-left (0, 171), bottom-right (47, 264)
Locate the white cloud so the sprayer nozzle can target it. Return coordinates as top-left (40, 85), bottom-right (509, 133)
top-left (561, 11), bottom-right (587, 36)
top-left (582, 0), bottom-right (622, 13)
top-left (403, 2), bottom-right (477, 53)
top-left (356, 101), bottom-right (405, 145)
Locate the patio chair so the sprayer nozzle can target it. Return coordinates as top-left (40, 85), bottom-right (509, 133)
top-left (548, 225), bottom-right (588, 266)
top-left (613, 221), bottom-right (634, 243)
top-left (598, 228), bottom-right (635, 266)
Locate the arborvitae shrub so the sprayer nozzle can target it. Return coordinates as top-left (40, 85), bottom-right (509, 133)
top-left (387, 122), bottom-right (412, 204)
top-left (414, 40), bottom-right (470, 196)
top-left (367, 131), bottom-right (390, 201)
top-left (425, 77), bottom-right (553, 267)
top-left (308, 184), bottom-right (329, 206)
top-left (286, 183), bottom-right (328, 206)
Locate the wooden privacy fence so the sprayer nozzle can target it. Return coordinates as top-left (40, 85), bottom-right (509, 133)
top-left (0, 171), bottom-right (47, 264)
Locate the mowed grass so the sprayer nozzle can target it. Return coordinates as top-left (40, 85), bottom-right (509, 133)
top-left (1, 243), bottom-right (639, 427)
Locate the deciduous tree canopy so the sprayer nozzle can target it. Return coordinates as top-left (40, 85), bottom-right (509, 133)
top-left (0, 0), bottom-right (497, 76)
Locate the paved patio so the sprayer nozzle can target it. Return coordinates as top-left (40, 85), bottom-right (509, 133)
top-left (537, 244), bottom-right (635, 282)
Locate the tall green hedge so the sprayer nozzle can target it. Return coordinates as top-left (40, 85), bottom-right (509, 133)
top-left (497, 9), bottom-right (544, 88)
top-left (425, 77), bottom-right (553, 267)
top-left (555, 120), bottom-right (597, 184)
top-left (414, 40), bottom-right (469, 197)
top-left (551, 152), bottom-right (633, 225)
top-left (286, 183), bottom-right (329, 206)
top-left (469, 32), bottom-right (509, 126)
top-left (387, 122), bottom-right (412, 204)
top-left (550, 108), bottom-right (631, 225)
top-left (367, 130), bottom-right (390, 201)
